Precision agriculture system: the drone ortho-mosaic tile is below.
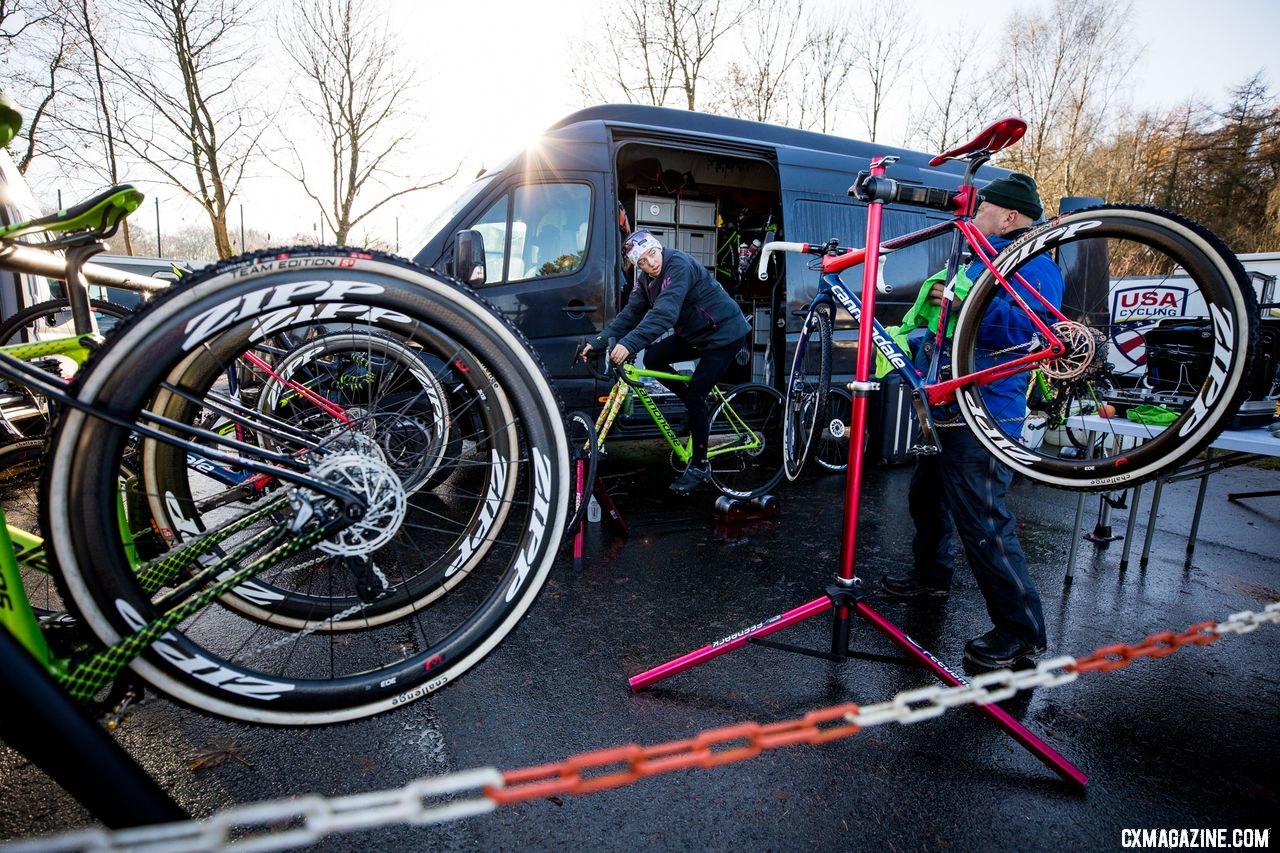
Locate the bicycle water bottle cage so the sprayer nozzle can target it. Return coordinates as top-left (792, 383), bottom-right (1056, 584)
top-left (0, 185), bottom-right (144, 247)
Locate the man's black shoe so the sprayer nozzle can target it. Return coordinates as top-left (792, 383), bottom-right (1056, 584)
top-left (962, 629), bottom-right (1046, 671)
top-left (670, 462), bottom-right (711, 494)
top-left (878, 573), bottom-right (949, 599)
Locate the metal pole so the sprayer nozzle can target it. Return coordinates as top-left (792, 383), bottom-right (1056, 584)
top-left (239, 203), bottom-right (245, 252)
top-left (57, 189), bottom-right (62, 210)
top-left (395, 216), bottom-right (400, 254)
top-left (154, 198), bottom-right (161, 256)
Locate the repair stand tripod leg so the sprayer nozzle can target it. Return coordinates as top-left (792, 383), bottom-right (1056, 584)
top-left (627, 178), bottom-right (1085, 788)
top-left (627, 374), bottom-right (1086, 787)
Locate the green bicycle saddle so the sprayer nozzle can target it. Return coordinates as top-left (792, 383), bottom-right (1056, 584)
top-left (0, 94), bottom-right (22, 148)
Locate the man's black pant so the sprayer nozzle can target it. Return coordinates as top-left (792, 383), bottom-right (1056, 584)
top-left (643, 333), bottom-right (749, 467)
top-left (908, 427), bottom-right (1047, 648)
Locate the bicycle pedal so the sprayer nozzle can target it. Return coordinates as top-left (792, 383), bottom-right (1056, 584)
top-left (910, 444), bottom-right (941, 456)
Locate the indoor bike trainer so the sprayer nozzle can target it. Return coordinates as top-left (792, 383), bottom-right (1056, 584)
top-left (627, 135), bottom-right (1087, 788)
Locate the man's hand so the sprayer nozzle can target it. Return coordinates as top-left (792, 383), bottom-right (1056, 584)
top-left (609, 343), bottom-right (631, 365)
top-left (927, 280), bottom-right (955, 308)
top-left (578, 342), bottom-right (593, 362)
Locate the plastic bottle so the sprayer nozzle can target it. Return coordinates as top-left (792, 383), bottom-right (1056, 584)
top-left (738, 242), bottom-right (750, 272)
top-left (587, 494), bottom-right (602, 523)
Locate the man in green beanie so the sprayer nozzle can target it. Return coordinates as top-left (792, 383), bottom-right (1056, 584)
top-left (879, 172), bottom-right (1061, 673)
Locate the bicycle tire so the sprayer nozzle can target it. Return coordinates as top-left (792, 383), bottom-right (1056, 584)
top-left (0, 438), bottom-right (58, 614)
top-left (782, 303), bottom-right (832, 481)
top-left (257, 331), bottom-right (458, 494)
top-left (952, 205), bottom-right (1258, 491)
top-left (161, 328), bottom-right (475, 630)
top-left (0, 297), bottom-right (133, 347)
top-left (43, 246), bottom-right (569, 724)
top-left (707, 382), bottom-right (785, 499)
top-left (0, 298), bottom-right (133, 439)
top-left (814, 387), bottom-right (854, 473)
top-left (562, 410), bottom-right (599, 536)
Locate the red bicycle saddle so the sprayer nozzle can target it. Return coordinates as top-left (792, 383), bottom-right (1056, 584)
top-left (929, 117), bottom-right (1027, 166)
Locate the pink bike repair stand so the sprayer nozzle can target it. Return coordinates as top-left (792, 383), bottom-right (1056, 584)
top-left (627, 156), bottom-right (1087, 789)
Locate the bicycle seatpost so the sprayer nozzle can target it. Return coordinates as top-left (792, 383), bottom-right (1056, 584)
top-left (64, 242), bottom-right (107, 337)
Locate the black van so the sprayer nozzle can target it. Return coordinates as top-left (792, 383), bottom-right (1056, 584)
top-left (413, 104), bottom-right (1009, 424)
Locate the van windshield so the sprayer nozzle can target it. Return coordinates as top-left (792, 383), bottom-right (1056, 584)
top-left (412, 173), bottom-right (498, 251)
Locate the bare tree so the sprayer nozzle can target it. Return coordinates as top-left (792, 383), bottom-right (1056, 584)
top-left (794, 10), bottom-right (856, 134)
top-left (665, 0), bottom-right (750, 110)
top-left (708, 0), bottom-right (804, 123)
top-left (998, 0), bottom-right (1136, 204)
top-left (569, 0), bottom-right (678, 106)
top-left (104, 0), bottom-right (268, 259)
top-left (42, 0), bottom-right (138, 251)
top-left (570, 0), bottom-right (748, 111)
top-left (849, 2), bottom-right (918, 142)
top-left (903, 22), bottom-right (999, 154)
top-left (0, 0), bottom-right (75, 174)
top-left (282, 0), bottom-right (457, 246)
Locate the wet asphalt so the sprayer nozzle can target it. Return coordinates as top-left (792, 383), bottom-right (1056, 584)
top-left (1, 440), bottom-right (1277, 852)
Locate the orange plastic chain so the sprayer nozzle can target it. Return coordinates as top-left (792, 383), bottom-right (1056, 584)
top-left (487, 703), bottom-right (862, 805)
top-left (486, 614), bottom-right (1252, 806)
top-left (1068, 621), bottom-right (1220, 673)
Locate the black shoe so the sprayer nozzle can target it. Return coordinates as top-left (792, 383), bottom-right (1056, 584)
top-left (963, 629), bottom-right (1046, 671)
top-left (670, 462), bottom-right (711, 494)
top-left (879, 573), bottom-right (949, 599)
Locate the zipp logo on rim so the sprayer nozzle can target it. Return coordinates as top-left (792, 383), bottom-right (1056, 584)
top-left (506, 446), bottom-right (554, 602)
top-left (115, 599), bottom-right (294, 700)
top-left (1178, 303), bottom-right (1234, 437)
top-left (994, 219), bottom-right (1102, 277)
top-left (180, 280), bottom-right (410, 350)
top-left (958, 389), bottom-right (1039, 464)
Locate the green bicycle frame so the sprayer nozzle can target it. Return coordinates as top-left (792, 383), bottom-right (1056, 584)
top-left (591, 362), bottom-right (761, 465)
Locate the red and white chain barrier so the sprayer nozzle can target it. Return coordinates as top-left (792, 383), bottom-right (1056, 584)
top-left (4, 602), bottom-right (1276, 853)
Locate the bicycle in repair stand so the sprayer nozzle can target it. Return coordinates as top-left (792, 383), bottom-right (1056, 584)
top-left (776, 117), bottom-right (1257, 488)
top-left (627, 116), bottom-right (1259, 789)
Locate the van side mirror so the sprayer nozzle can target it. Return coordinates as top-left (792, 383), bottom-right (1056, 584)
top-left (453, 229), bottom-right (486, 285)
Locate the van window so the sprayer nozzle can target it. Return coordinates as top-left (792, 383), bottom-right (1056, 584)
top-left (473, 194), bottom-right (510, 280)
top-left (792, 200), bottom-right (952, 295)
top-left (472, 182), bottom-right (592, 284)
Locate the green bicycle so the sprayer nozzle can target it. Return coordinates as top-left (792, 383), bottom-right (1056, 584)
top-left (568, 347), bottom-right (784, 524)
top-left (0, 189), bottom-right (571, 727)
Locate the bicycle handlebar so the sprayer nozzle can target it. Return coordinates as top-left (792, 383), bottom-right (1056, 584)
top-left (581, 346), bottom-right (614, 382)
top-left (757, 241), bottom-right (819, 281)
top-left (577, 338), bottom-right (650, 389)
